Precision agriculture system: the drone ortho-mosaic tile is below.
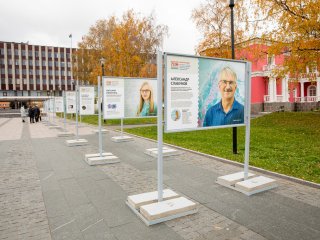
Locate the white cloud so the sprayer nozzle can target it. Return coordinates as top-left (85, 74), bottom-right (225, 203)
top-left (0, 0), bottom-right (203, 54)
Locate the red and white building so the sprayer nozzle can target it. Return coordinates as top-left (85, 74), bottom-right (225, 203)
top-left (237, 38), bottom-right (320, 113)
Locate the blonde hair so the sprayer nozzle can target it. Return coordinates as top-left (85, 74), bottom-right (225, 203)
top-left (137, 81), bottom-right (154, 115)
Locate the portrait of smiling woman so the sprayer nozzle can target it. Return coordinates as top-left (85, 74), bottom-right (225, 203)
top-left (137, 81), bottom-right (157, 116)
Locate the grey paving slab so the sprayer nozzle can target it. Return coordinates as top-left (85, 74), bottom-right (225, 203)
top-left (110, 221), bottom-right (184, 240)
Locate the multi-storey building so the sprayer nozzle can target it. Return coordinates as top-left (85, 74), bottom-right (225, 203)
top-left (0, 41), bottom-right (76, 99)
top-left (202, 38), bottom-right (320, 113)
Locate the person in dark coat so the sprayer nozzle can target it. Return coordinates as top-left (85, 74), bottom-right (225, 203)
top-left (28, 106), bottom-right (35, 123)
top-left (34, 105), bottom-right (40, 122)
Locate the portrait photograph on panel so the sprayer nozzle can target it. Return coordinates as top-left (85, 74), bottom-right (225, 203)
top-left (198, 59), bottom-right (246, 128)
top-left (124, 79), bottom-right (157, 118)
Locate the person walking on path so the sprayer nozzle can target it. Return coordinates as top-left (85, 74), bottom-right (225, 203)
top-left (34, 105), bottom-right (40, 122)
top-left (20, 106), bottom-right (27, 122)
top-left (28, 106), bottom-right (35, 123)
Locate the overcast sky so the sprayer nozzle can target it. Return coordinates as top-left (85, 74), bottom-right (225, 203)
top-left (0, 0), bottom-right (204, 55)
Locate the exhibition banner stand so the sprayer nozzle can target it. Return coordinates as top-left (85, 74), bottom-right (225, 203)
top-left (49, 97), bottom-right (62, 129)
top-left (102, 76), bottom-right (133, 142)
top-left (126, 51), bottom-right (197, 226)
top-left (42, 100), bottom-right (49, 124)
top-left (57, 91), bottom-right (74, 137)
top-left (65, 81), bottom-right (88, 146)
top-left (163, 52), bottom-right (276, 196)
top-left (84, 77), bottom-right (119, 166)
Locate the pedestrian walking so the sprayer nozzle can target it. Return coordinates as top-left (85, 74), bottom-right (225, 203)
top-left (28, 106), bottom-right (35, 123)
top-left (20, 106), bottom-right (27, 122)
top-left (34, 105), bottom-right (40, 122)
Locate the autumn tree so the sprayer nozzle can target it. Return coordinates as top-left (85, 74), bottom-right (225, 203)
top-left (192, 0), bottom-right (250, 58)
top-left (251, 0), bottom-right (320, 79)
top-left (74, 10), bottom-right (168, 84)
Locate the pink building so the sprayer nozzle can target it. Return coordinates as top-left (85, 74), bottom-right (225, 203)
top-left (237, 39), bottom-right (320, 113)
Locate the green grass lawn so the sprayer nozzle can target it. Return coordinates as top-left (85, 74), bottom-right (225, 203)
top-left (58, 114), bottom-right (157, 126)
top-left (123, 112), bottom-right (320, 184)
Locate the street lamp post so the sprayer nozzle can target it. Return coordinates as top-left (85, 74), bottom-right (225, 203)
top-left (229, 0), bottom-right (237, 154)
top-left (98, 57), bottom-right (105, 156)
top-left (100, 58), bottom-right (106, 124)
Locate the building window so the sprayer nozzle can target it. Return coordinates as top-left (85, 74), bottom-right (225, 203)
top-left (61, 70), bottom-right (65, 75)
top-left (55, 70), bottom-right (59, 75)
top-left (36, 79), bottom-right (40, 84)
top-left (42, 70), bottom-right (46, 75)
top-left (15, 60), bottom-right (19, 65)
top-left (35, 51), bottom-right (39, 57)
top-left (49, 70), bottom-right (53, 76)
top-left (22, 60), bottom-right (27, 65)
top-left (37, 91), bottom-right (41, 96)
top-left (29, 70), bottom-right (33, 75)
top-left (67, 62), bottom-right (71, 68)
top-left (308, 85), bottom-right (316, 96)
top-left (3, 92), bottom-right (7, 96)
top-left (1, 68), bottom-right (5, 74)
top-left (36, 70), bottom-right (40, 75)
top-left (29, 60), bottom-right (33, 66)
top-left (42, 52), bottom-right (46, 58)
top-left (28, 51), bottom-right (33, 57)
top-left (15, 49), bottom-right (19, 56)
top-left (267, 54), bottom-right (275, 65)
top-left (0, 48), bottom-right (4, 55)
top-left (22, 69), bottom-right (26, 75)
top-left (61, 62), bottom-right (65, 67)
top-left (49, 61), bottom-right (53, 67)
top-left (67, 71), bottom-right (71, 76)
top-left (42, 61), bottom-right (46, 66)
top-left (8, 59), bottom-right (12, 65)
top-left (7, 49), bottom-right (12, 55)
top-left (54, 53), bottom-right (59, 58)
top-left (15, 69), bottom-right (20, 74)
top-left (22, 50), bottom-right (26, 56)
top-left (8, 69), bottom-right (12, 74)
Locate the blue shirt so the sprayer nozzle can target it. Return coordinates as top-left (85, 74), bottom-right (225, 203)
top-left (203, 99), bottom-right (244, 127)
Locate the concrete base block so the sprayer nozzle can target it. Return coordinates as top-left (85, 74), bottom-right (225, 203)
top-left (217, 171), bottom-right (256, 187)
top-left (127, 189), bottom-right (179, 210)
top-left (127, 196), bottom-right (197, 226)
top-left (140, 197), bottom-right (197, 221)
top-left (66, 139), bottom-right (88, 146)
top-left (49, 125), bottom-right (61, 129)
top-left (145, 147), bottom-right (182, 158)
top-left (235, 176), bottom-right (277, 196)
top-left (57, 132), bottom-right (74, 137)
top-left (84, 152), bottom-right (113, 161)
top-left (111, 135), bottom-right (134, 142)
top-left (85, 155), bottom-right (119, 166)
top-left (93, 129), bottom-right (108, 134)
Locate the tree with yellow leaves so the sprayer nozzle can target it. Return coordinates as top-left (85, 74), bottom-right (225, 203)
top-left (74, 10), bottom-right (168, 84)
top-left (192, 0), bottom-right (251, 58)
top-left (251, 0), bottom-right (320, 80)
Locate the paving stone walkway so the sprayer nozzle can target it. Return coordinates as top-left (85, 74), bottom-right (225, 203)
top-left (0, 117), bottom-right (319, 240)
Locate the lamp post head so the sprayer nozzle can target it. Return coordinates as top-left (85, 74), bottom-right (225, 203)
top-left (229, 0), bottom-right (235, 8)
top-left (100, 57), bottom-right (105, 67)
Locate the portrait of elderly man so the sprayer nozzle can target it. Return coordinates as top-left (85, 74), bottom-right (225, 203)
top-left (203, 66), bottom-right (244, 127)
